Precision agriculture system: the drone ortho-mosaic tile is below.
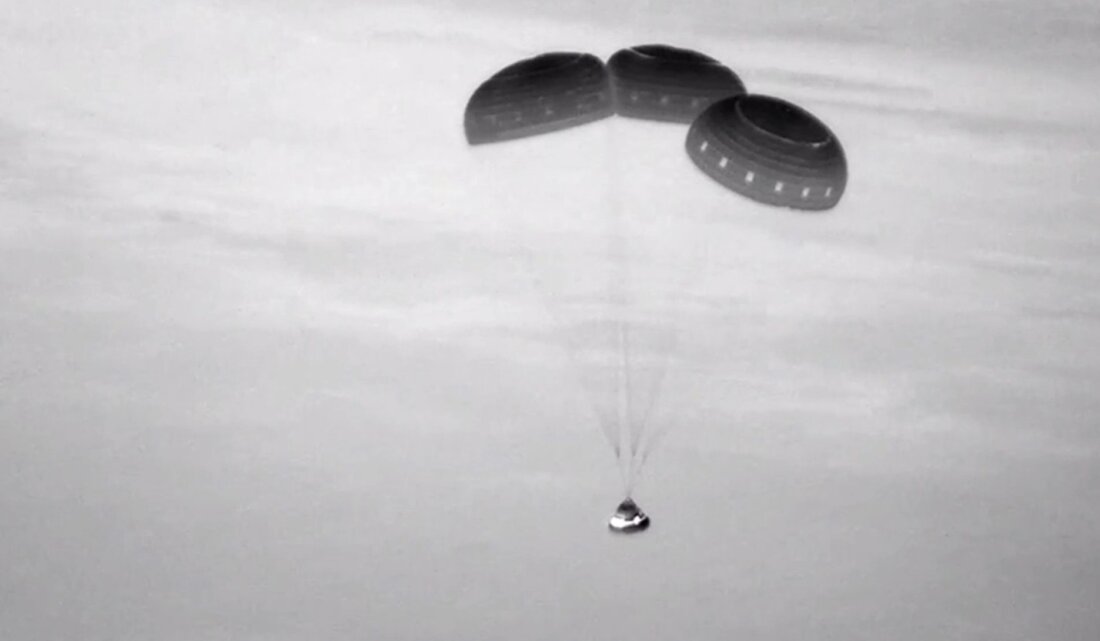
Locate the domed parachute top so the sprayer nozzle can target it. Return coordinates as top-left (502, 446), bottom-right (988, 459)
top-left (464, 52), bottom-right (615, 145)
top-left (685, 94), bottom-right (847, 210)
top-left (608, 497), bottom-right (650, 533)
top-left (608, 44), bottom-right (746, 123)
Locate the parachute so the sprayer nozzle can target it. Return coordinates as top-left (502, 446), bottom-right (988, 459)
top-left (686, 94), bottom-right (848, 210)
top-left (607, 44), bottom-right (745, 123)
top-left (463, 45), bottom-right (848, 529)
top-left (464, 52), bottom-right (614, 144)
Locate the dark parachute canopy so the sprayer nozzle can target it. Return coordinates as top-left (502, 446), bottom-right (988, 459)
top-left (607, 44), bottom-right (745, 123)
top-left (686, 94), bottom-right (847, 210)
top-left (464, 52), bottom-right (614, 145)
top-left (465, 50), bottom-right (847, 208)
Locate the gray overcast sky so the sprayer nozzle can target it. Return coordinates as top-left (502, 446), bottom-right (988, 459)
top-left (2, 1), bottom-right (1099, 639)
top-left (434, 0), bottom-right (1100, 61)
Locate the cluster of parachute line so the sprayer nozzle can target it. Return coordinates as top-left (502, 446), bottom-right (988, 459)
top-left (464, 44), bottom-right (848, 528)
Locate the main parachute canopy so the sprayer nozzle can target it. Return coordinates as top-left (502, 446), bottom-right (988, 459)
top-left (608, 44), bottom-right (746, 123)
top-left (686, 94), bottom-right (847, 210)
top-left (464, 48), bottom-right (847, 209)
top-left (463, 52), bottom-right (614, 145)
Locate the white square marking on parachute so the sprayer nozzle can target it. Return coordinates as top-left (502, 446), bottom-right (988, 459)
top-left (699, 141), bottom-right (708, 152)
top-left (825, 187), bottom-right (833, 197)
top-left (801, 187), bottom-right (810, 198)
top-left (745, 171), bottom-right (754, 183)
top-left (775, 181), bottom-right (784, 193)
top-left (719, 157), bottom-right (728, 168)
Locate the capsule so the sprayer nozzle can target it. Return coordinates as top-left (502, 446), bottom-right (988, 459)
top-left (608, 497), bottom-right (650, 533)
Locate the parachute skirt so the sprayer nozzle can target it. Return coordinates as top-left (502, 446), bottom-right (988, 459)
top-left (686, 94), bottom-right (847, 210)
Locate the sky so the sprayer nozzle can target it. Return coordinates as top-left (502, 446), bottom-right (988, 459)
top-left (1, 1), bottom-right (1099, 639)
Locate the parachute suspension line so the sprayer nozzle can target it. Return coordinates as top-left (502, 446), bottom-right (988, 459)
top-left (617, 179), bottom-right (715, 485)
top-left (484, 141), bottom-right (624, 466)
top-left (509, 214), bottom-right (622, 458)
top-left (522, 232), bottom-right (631, 495)
top-left (602, 117), bottom-right (637, 494)
top-left (627, 236), bottom-right (696, 482)
top-left (618, 305), bottom-right (635, 494)
top-left (630, 218), bottom-right (716, 481)
top-left (510, 217), bottom-right (633, 494)
top-left (467, 149), bottom-right (624, 472)
top-left (627, 328), bottom-right (677, 482)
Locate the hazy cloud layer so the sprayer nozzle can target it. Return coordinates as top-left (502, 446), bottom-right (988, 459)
top-left (2, 1), bottom-right (1099, 640)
